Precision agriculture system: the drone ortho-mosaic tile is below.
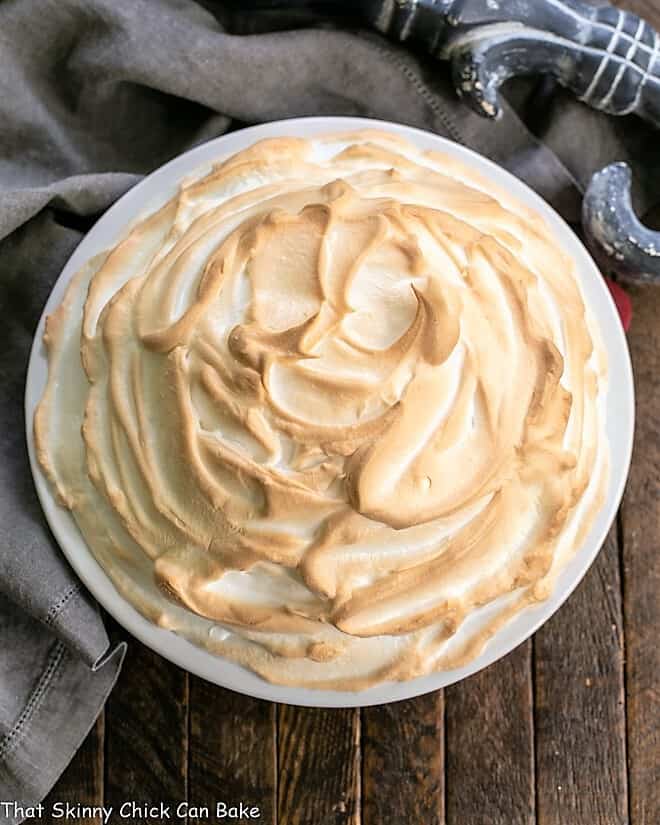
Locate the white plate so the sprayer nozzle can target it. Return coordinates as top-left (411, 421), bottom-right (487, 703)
top-left (25, 117), bottom-right (635, 707)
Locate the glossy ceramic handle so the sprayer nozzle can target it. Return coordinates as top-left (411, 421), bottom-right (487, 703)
top-left (374, 0), bottom-right (660, 122)
top-left (583, 163), bottom-right (660, 283)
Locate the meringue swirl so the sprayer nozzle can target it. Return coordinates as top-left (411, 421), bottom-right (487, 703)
top-left (35, 131), bottom-right (608, 689)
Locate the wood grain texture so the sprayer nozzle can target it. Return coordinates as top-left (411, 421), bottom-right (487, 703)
top-left (362, 691), bottom-right (444, 825)
top-left (445, 641), bottom-right (535, 825)
top-left (104, 625), bottom-right (188, 825)
top-left (278, 707), bottom-right (360, 825)
top-left (188, 678), bottom-right (276, 824)
top-left (534, 527), bottom-right (628, 825)
top-left (40, 716), bottom-right (105, 825)
top-left (620, 283), bottom-right (660, 825)
top-left (614, 0), bottom-right (660, 24)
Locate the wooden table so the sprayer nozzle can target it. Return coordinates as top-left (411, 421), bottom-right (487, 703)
top-left (38, 4), bottom-right (659, 823)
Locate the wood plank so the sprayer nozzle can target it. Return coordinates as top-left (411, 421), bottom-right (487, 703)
top-left (362, 691), bottom-right (444, 825)
top-left (445, 641), bottom-right (535, 825)
top-left (621, 282), bottom-right (660, 825)
top-left (613, 0), bottom-right (660, 25)
top-left (40, 715), bottom-right (105, 825)
top-left (278, 706), bottom-right (360, 825)
top-left (188, 677), bottom-right (276, 824)
top-left (104, 622), bottom-right (188, 825)
top-left (534, 526), bottom-right (628, 825)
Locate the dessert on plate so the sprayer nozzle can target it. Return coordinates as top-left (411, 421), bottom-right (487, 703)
top-left (35, 130), bottom-right (608, 689)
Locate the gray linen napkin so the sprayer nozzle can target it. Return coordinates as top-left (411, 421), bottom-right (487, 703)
top-left (1, 0), bottom-right (658, 820)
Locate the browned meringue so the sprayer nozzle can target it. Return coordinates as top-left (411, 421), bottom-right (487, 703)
top-left (35, 131), bottom-right (608, 689)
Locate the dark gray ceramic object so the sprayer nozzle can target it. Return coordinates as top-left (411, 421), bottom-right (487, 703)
top-left (371, 0), bottom-right (660, 122)
top-left (583, 162), bottom-right (660, 283)
top-left (230, 0), bottom-right (660, 283)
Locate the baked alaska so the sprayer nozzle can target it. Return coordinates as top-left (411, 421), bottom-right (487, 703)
top-left (35, 130), bottom-right (609, 689)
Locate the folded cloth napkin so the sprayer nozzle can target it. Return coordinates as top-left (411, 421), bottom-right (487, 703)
top-left (1, 0), bottom-right (658, 819)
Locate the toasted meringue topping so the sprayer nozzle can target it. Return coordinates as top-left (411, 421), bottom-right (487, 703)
top-left (35, 131), bottom-right (608, 689)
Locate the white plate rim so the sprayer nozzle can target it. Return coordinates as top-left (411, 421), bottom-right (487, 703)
top-left (24, 116), bottom-right (635, 708)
